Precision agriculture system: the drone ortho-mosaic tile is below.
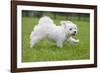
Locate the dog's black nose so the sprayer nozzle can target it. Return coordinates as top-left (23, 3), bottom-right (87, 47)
top-left (74, 31), bottom-right (76, 33)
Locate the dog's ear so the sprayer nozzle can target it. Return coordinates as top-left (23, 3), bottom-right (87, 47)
top-left (60, 21), bottom-right (67, 28)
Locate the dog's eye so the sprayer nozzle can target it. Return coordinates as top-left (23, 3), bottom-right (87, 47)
top-left (69, 28), bottom-right (72, 30)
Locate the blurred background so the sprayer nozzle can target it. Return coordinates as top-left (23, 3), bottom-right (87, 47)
top-left (22, 10), bottom-right (90, 21)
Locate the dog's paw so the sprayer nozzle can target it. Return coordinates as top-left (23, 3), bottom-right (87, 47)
top-left (73, 39), bottom-right (79, 45)
top-left (76, 39), bottom-right (79, 42)
top-left (69, 39), bottom-right (79, 45)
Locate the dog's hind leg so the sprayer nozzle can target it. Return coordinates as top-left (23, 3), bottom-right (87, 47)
top-left (30, 36), bottom-right (42, 48)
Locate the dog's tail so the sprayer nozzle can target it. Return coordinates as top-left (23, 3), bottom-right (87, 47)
top-left (38, 16), bottom-right (54, 25)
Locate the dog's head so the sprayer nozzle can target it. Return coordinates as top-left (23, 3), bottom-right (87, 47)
top-left (61, 21), bottom-right (77, 36)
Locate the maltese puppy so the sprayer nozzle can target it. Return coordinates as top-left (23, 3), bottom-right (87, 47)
top-left (30, 16), bottom-right (79, 48)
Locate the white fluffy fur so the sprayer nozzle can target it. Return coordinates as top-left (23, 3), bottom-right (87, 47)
top-left (30, 16), bottom-right (79, 48)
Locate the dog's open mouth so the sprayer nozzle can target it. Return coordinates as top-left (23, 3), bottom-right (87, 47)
top-left (71, 33), bottom-right (77, 39)
top-left (72, 33), bottom-right (76, 36)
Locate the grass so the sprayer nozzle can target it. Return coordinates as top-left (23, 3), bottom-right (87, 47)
top-left (22, 16), bottom-right (90, 62)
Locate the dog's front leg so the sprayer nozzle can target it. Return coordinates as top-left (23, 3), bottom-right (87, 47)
top-left (56, 40), bottom-right (63, 48)
top-left (68, 37), bottom-right (79, 45)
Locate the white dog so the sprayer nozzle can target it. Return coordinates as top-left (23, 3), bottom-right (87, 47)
top-left (30, 16), bottom-right (79, 48)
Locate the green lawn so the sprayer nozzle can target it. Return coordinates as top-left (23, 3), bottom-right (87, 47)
top-left (22, 16), bottom-right (90, 62)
